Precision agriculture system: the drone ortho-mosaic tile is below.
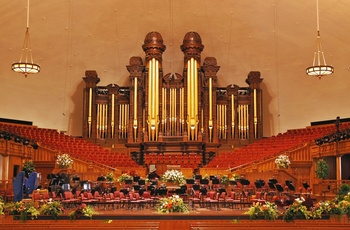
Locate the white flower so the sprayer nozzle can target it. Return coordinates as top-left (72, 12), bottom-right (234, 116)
top-left (56, 153), bottom-right (73, 168)
top-left (275, 154), bottom-right (291, 168)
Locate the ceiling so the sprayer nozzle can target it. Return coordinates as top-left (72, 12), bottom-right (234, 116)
top-left (1, 0), bottom-right (350, 137)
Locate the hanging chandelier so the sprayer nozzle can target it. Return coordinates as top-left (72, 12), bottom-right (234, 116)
top-left (306, 0), bottom-right (333, 79)
top-left (11, 0), bottom-right (40, 77)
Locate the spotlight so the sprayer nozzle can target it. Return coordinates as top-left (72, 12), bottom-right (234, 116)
top-left (14, 136), bottom-right (22, 143)
top-left (31, 142), bottom-right (38, 149)
top-left (23, 139), bottom-right (30, 145)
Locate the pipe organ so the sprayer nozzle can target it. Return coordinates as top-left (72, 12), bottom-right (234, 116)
top-left (82, 31), bottom-right (263, 155)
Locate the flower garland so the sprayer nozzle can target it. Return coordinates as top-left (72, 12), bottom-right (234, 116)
top-left (56, 153), bottom-right (73, 169)
top-left (161, 170), bottom-right (186, 185)
top-left (157, 195), bottom-right (189, 213)
top-left (275, 154), bottom-right (291, 169)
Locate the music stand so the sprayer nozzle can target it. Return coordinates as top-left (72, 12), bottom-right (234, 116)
top-left (138, 179), bottom-right (146, 185)
top-left (192, 184), bottom-right (200, 191)
top-left (186, 179), bottom-right (195, 185)
top-left (229, 180), bottom-right (237, 186)
top-left (125, 179), bottom-right (133, 185)
top-left (239, 178), bottom-right (250, 186)
top-left (286, 180), bottom-right (295, 191)
top-left (268, 178), bottom-right (278, 184)
top-left (133, 185), bottom-right (140, 191)
top-left (133, 176), bottom-right (140, 182)
top-left (268, 182), bottom-right (276, 190)
top-left (212, 178), bottom-right (220, 184)
top-left (254, 182), bottom-right (262, 190)
top-left (97, 176), bottom-right (106, 181)
top-left (302, 182), bottom-right (310, 190)
top-left (275, 184), bottom-right (284, 193)
top-left (195, 175), bottom-right (202, 180)
top-left (200, 179), bottom-right (209, 185)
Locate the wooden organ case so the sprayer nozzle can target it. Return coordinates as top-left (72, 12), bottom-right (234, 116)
top-left (82, 31), bottom-right (263, 163)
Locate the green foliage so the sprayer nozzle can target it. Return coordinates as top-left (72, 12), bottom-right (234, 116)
top-left (283, 198), bottom-right (309, 222)
top-left (244, 201), bottom-right (279, 221)
top-left (69, 203), bottom-right (98, 221)
top-left (5, 201), bottom-right (39, 222)
top-left (315, 159), bottom-right (329, 180)
top-left (23, 160), bottom-right (35, 174)
top-left (157, 195), bottom-right (189, 213)
top-left (338, 184), bottom-right (350, 200)
top-left (106, 172), bottom-right (115, 182)
top-left (39, 201), bottom-right (65, 220)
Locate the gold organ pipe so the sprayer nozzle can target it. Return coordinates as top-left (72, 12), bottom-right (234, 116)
top-left (155, 60), bottom-right (159, 141)
top-left (134, 78), bottom-right (138, 130)
top-left (88, 88), bottom-right (92, 138)
top-left (231, 94), bottom-right (234, 138)
top-left (119, 104), bottom-right (122, 139)
top-left (209, 78), bottom-right (213, 120)
top-left (126, 104), bottom-right (129, 139)
top-left (111, 94), bottom-right (115, 138)
top-left (238, 105), bottom-right (242, 138)
top-left (148, 60), bottom-right (152, 138)
top-left (96, 104), bottom-right (99, 138)
top-left (105, 104), bottom-right (108, 138)
top-left (224, 105), bottom-right (226, 139)
top-left (187, 60), bottom-right (190, 135)
top-left (254, 89), bottom-right (257, 139)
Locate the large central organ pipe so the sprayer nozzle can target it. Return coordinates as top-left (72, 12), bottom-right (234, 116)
top-left (187, 58), bottom-right (198, 140)
top-left (147, 58), bottom-right (159, 141)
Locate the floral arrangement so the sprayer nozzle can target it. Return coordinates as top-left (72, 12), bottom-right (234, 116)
top-left (39, 200), bottom-right (65, 220)
top-left (161, 170), bottom-right (186, 185)
top-left (117, 173), bottom-right (133, 184)
top-left (339, 192), bottom-right (350, 217)
top-left (69, 203), bottom-right (98, 221)
top-left (230, 173), bottom-right (240, 181)
top-left (275, 154), bottom-right (291, 169)
top-left (6, 201), bottom-right (40, 222)
top-left (244, 201), bottom-right (279, 220)
top-left (282, 197), bottom-right (309, 222)
top-left (220, 175), bottom-right (230, 185)
top-left (23, 160), bottom-right (35, 174)
top-left (309, 200), bottom-right (344, 219)
top-left (315, 159), bottom-right (329, 180)
top-left (157, 195), bottom-right (189, 213)
top-left (56, 153), bottom-right (73, 169)
top-left (106, 171), bottom-right (115, 182)
top-left (0, 197), bottom-right (4, 215)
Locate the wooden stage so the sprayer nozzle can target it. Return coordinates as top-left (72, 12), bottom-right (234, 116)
top-left (1, 204), bottom-right (350, 230)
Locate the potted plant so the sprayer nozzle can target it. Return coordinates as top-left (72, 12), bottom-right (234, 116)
top-left (315, 159), bottom-right (329, 180)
